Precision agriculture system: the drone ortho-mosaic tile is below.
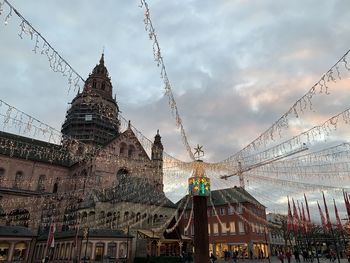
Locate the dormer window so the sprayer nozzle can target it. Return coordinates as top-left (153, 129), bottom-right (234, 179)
top-left (101, 82), bottom-right (105, 91)
top-left (92, 80), bottom-right (96, 89)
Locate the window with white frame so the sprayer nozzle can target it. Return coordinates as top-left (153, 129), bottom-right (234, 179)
top-left (238, 221), bottom-right (245, 234)
top-left (221, 222), bottom-right (227, 235)
top-left (213, 223), bottom-right (219, 235)
top-left (228, 206), bottom-right (234, 215)
top-left (230, 221), bottom-right (236, 234)
top-left (220, 207), bottom-right (226, 215)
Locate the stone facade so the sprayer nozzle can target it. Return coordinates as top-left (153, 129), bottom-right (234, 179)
top-left (0, 55), bottom-right (181, 262)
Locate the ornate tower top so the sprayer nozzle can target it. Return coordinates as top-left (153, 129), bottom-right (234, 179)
top-left (152, 129), bottom-right (163, 161)
top-left (61, 54), bottom-right (120, 145)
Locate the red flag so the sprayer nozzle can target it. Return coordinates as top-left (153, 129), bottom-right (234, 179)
top-left (292, 199), bottom-right (299, 232)
top-left (304, 193), bottom-right (311, 222)
top-left (343, 190), bottom-right (350, 220)
top-left (297, 201), bottom-right (303, 231)
top-left (334, 199), bottom-right (343, 233)
top-left (301, 202), bottom-right (308, 233)
top-left (322, 192), bottom-right (332, 231)
top-left (317, 201), bottom-right (327, 232)
top-left (47, 219), bottom-right (56, 248)
top-left (287, 197), bottom-right (293, 232)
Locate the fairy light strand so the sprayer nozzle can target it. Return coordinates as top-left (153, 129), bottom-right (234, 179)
top-left (139, 0), bottom-right (195, 161)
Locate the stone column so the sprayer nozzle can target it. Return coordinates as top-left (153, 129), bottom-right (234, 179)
top-left (156, 241), bottom-right (162, 256)
top-left (104, 242), bottom-right (108, 256)
top-left (24, 241), bottom-right (30, 262)
top-left (8, 242), bottom-right (15, 262)
top-left (115, 241), bottom-right (120, 259)
top-left (91, 242), bottom-right (96, 260)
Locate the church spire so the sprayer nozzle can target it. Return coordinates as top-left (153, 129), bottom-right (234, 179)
top-left (99, 52), bottom-right (104, 65)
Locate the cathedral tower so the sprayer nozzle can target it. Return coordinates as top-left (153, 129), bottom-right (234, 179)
top-left (151, 130), bottom-right (164, 191)
top-left (61, 54), bottom-right (120, 145)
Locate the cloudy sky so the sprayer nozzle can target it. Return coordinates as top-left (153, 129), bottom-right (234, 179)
top-left (1, 0), bottom-right (350, 216)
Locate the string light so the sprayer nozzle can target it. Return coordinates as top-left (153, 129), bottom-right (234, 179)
top-left (1, 0), bottom-right (84, 92)
top-left (222, 49), bottom-right (350, 163)
top-left (139, 0), bottom-right (195, 161)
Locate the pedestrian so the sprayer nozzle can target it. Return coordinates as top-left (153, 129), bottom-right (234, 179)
top-left (232, 251), bottom-right (238, 263)
top-left (286, 250), bottom-right (292, 263)
top-left (224, 250), bottom-right (228, 261)
top-left (210, 253), bottom-right (217, 263)
top-left (294, 249), bottom-right (301, 263)
top-left (303, 250), bottom-right (308, 262)
top-left (278, 251), bottom-right (285, 263)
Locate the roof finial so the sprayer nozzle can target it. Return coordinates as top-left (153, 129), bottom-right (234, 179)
top-left (157, 129), bottom-right (159, 135)
top-left (99, 49), bottom-right (104, 65)
top-left (128, 120), bottom-right (131, 129)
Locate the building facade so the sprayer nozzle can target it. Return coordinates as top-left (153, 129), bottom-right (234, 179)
top-left (266, 213), bottom-right (288, 256)
top-left (179, 187), bottom-right (269, 260)
top-left (0, 54), bottom-right (183, 262)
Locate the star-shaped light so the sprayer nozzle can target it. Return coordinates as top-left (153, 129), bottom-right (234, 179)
top-left (194, 144), bottom-right (204, 158)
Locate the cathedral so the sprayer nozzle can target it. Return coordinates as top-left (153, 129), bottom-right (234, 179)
top-left (0, 55), bottom-right (187, 262)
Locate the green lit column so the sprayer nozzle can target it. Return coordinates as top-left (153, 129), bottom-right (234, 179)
top-left (188, 155), bottom-right (210, 263)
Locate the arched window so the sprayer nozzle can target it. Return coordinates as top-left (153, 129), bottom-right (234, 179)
top-left (13, 242), bottom-right (27, 261)
top-left (124, 211), bottom-right (129, 222)
top-left (92, 79), bottom-right (97, 89)
top-left (116, 212), bottom-right (120, 227)
top-left (128, 145), bottom-right (135, 158)
top-left (0, 242), bottom-right (10, 261)
top-left (112, 212), bottom-right (117, 229)
top-left (106, 212), bottom-right (112, 225)
top-left (82, 212), bottom-right (87, 224)
top-left (13, 171), bottom-right (23, 189)
top-left (101, 82), bottom-right (105, 91)
top-left (0, 168), bottom-right (5, 186)
top-left (119, 143), bottom-right (127, 156)
top-left (153, 214), bottom-right (158, 223)
top-left (37, 175), bottom-right (46, 192)
top-left (53, 182), bottom-right (58, 193)
top-left (99, 211), bottom-right (105, 220)
top-left (136, 212), bottom-right (141, 222)
top-left (88, 211), bottom-right (95, 221)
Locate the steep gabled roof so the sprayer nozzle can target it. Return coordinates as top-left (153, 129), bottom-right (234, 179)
top-left (105, 126), bottom-right (150, 160)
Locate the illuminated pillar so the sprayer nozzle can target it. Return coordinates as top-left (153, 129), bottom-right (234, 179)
top-left (188, 160), bottom-right (210, 263)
